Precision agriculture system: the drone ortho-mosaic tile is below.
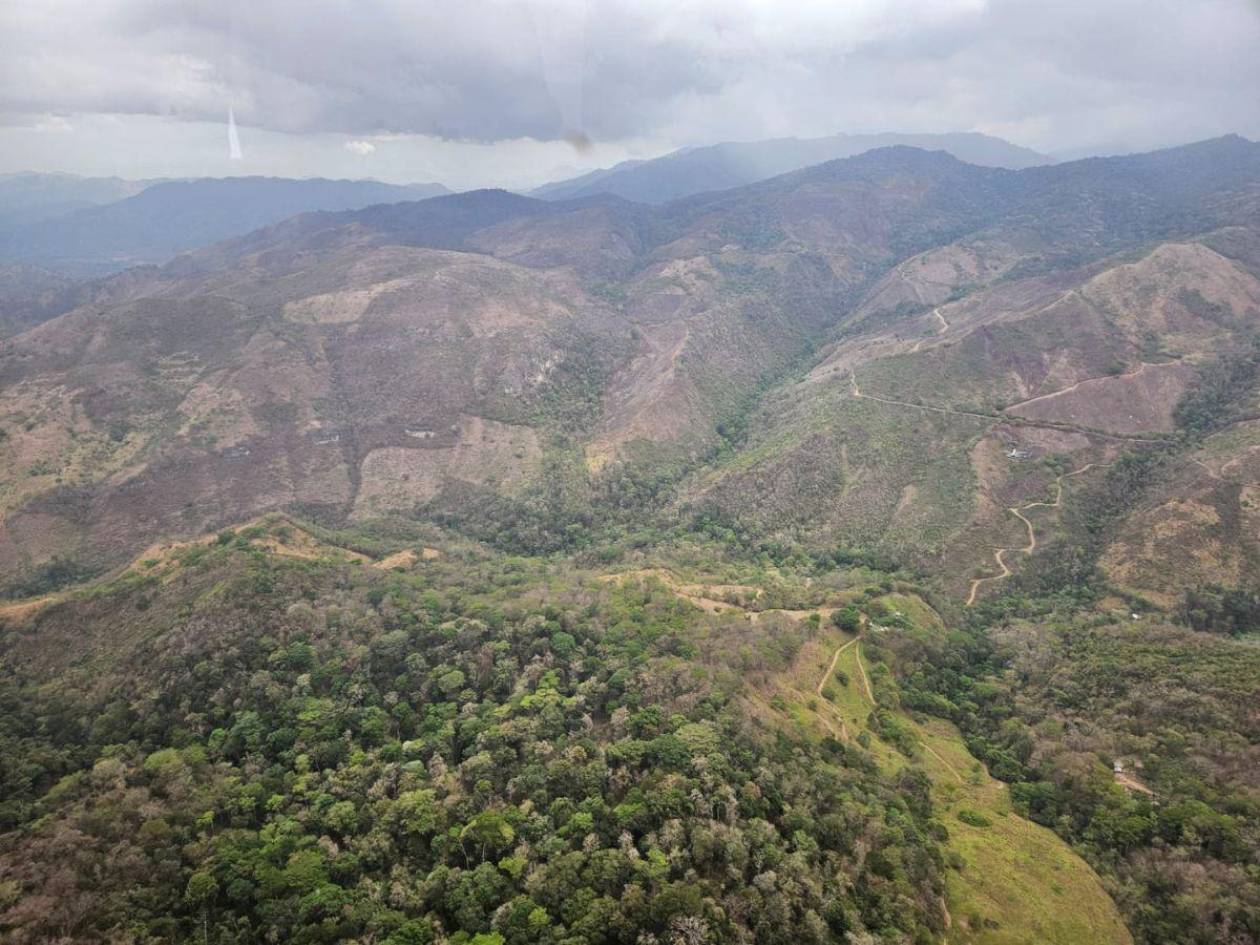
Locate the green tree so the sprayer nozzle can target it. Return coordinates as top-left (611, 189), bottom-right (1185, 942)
top-left (831, 605), bottom-right (862, 633)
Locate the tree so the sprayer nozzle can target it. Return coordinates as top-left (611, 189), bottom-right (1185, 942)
top-left (461, 811), bottom-right (516, 860)
top-left (185, 870), bottom-right (219, 945)
top-left (831, 606), bottom-right (862, 633)
top-left (393, 789), bottom-right (440, 838)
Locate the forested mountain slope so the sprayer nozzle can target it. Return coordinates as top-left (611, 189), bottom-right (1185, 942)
top-left (0, 519), bottom-right (1134, 945)
top-left (2, 137), bottom-right (1260, 945)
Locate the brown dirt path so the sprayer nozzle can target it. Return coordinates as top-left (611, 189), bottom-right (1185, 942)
top-left (966, 463), bottom-right (1110, 605)
top-left (812, 637), bottom-right (862, 741)
top-left (923, 742), bottom-right (966, 784)
top-left (1001, 362), bottom-right (1159, 413)
top-left (817, 637), bottom-right (859, 697)
top-left (911, 307), bottom-right (951, 352)
top-left (600, 568), bottom-right (840, 621)
top-left (850, 374), bottom-right (1165, 444)
top-left (854, 642), bottom-right (875, 703)
top-left (0, 595), bottom-right (59, 624)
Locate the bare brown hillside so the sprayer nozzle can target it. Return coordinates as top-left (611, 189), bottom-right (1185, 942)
top-left (3, 137), bottom-right (1260, 604)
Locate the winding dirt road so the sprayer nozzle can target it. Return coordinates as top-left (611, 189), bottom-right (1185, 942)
top-left (811, 637), bottom-right (862, 740)
top-left (817, 634), bottom-right (875, 706)
top-left (1001, 362), bottom-right (1157, 413)
top-left (817, 638), bottom-right (859, 697)
top-left (845, 367), bottom-right (1141, 605)
top-left (812, 636), bottom-right (875, 742)
top-left (965, 463), bottom-right (1110, 605)
top-left (815, 634), bottom-right (963, 782)
top-left (911, 307), bottom-right (951, 353)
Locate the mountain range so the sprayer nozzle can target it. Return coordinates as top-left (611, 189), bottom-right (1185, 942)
top-left (0, 175), bottom-right (450, 276)
top-left (1, 134), bottom-right (1259, 945)
top-left (0, 132), bottom-right (1048, 278)
top-left (2, 135), bottom-right (1257, 604)
top-left (531, 131), bottom-right (1052, 203)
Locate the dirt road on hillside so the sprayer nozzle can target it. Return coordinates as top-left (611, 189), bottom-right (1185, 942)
top-left (966, 463), bottom-right (1110, 605)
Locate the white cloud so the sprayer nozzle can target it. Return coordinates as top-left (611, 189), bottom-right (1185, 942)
top-left (344, 139), bottom-right (376, 156)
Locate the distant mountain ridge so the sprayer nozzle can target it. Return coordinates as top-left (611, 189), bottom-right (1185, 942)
top-left (0, 172), bottom-right (157, 227)
top-left (532, 131), bottom-right (1052, 204)
top-left (0, 176), bottom-right (451, 276)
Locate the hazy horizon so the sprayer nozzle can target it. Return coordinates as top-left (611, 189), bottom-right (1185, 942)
top-left (1, 129), bottom-right (1256, 195)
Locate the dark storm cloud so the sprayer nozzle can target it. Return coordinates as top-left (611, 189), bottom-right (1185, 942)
top-left (2, 0), bottom-right (1259, 151)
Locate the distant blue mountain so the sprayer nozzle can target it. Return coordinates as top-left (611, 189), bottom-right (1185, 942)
top-left (0, 176), bottom-right (450, 275)
top-left (532, 131), bottom-right (1052, 204)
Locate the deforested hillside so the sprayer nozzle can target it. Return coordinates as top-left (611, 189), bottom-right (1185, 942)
top-left (4, 138), bottom-right (1260, 945)
top-left (3, 138), bottom-right (1259, 605)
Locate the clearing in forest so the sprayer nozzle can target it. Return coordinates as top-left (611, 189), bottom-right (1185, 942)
top-left (763, 603), bottom-right (1133, 945)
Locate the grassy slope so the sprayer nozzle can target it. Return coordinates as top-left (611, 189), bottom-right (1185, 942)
top-left (780, 605), bottom-right (1132, 945)
top-left (921, 719), bottom-right (1132, 945)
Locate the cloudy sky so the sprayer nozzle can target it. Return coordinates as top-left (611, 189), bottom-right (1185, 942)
top-left (2, 0), bottom-right (1259, 189)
